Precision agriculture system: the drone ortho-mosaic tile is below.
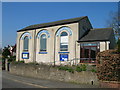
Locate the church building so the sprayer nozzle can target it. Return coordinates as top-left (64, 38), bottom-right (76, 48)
top-left (16, 16), bottom-right (115, 65)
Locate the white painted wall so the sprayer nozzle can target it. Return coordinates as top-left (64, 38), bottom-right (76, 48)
top-left (100, 41), bottom-right (110, 52)
top-left (16, 22), bottom-right (80, 65)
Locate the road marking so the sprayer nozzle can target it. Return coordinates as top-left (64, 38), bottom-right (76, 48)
top-left (5, 77), bottom-right (48, 88)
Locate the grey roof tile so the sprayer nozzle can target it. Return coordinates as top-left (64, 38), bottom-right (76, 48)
top-left (17, 16), bottom-right (87, 32)
top-left (78, 28), bottom-right (113, 42)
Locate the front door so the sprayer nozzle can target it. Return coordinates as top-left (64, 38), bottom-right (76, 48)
top-left (80, 43), bottom-right (99, 63)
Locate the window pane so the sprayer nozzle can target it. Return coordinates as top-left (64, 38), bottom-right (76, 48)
top-left (60, 44), bottom-right (68, 51)
top-left (24, 36), bottom-right (29, 50)
top-left (40, 34), bottom-right (47, 51)
top-left (60, 32), bottom-right (68, 36)
top-left (60, 32), bottom-right (68, 51)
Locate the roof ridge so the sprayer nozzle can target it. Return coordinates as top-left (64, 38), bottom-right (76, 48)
top-left (33, 16), bottom-right (87, 25)
top-left (17, 16), bottom-right (87, 32)
top-left (28, 16), bottom-right (87, 27)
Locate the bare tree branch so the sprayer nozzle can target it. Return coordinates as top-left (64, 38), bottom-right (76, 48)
top-left (106, 11), bottom-right (120, 40)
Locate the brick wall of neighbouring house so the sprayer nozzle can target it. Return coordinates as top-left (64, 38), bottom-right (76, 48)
top-left (100, 81), bottom-right (120, 88)
top-left (9, 63), bottom-right (99, 85)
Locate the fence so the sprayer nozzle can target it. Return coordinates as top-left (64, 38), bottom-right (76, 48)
top-left (48, 58), bottom-right (96, 66)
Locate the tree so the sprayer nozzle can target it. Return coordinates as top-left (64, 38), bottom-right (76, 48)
top-left (2, 47), bottom-right (11, 70)
top-left (0, 48), bottom-right (2, 54)
top-left (106, 11), bottom-right (120, 41)
top-left (2, 47), bottom-right (11, 59)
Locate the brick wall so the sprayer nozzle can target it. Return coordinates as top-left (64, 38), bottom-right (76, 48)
top-left (100, 81), bottom-right (120, 88)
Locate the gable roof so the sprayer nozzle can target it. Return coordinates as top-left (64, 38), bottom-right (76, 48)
top-left (78, 28), bottom-right (114, 42)
top-left (17, 16), bottom-right (87, 32)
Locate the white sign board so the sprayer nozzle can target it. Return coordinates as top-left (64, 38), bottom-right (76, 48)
top-left (22, 53), bottom-right (29, 59)
top-left (61, 36), bottom-right (68, 43)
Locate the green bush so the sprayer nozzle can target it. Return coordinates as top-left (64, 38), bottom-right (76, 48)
top-left (67, 68), bottom-right (74, 73)
top-left (13, 60), bottom-right (25, 64)
top-left (58, 66), bottom-right (67, 70)
top-left (58, 66), bottom-right (74, 73)
top-left (91, 68), bottom-right (96, 73)
top-left (2, 47), bottom-right (11, 59)
top-left (58, 64), bottom-right (87, 73)
top-left (19, 60), bottom-right (25, 63)
top-left (75, 64), bottom-right (87, 72)
top-left (81, 64), bottom-right (87, 71)
top-left (27, 62), bottom-right (39, 65)
top-left (75, 66), bottom-right (82, 72)
top-left (8, 56), bottom-right (16, 63)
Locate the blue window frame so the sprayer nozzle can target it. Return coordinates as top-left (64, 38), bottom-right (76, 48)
top-left (60, 32), bottom-right (68, 51)
top-left (40, 34), bottom-right (47, 51)
top-left (23, 36), bottom-right (29, 51)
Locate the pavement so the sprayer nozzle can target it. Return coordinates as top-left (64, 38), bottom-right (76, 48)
top-left (2, 70), bottom-right (100, 88)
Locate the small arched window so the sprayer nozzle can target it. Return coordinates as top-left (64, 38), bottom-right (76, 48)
top-left (40, 34), bottom-right (47, 51)
top-left (60, 32), bottom-right (68, 51)
top-left (23, 36), bottom-right (29, 51)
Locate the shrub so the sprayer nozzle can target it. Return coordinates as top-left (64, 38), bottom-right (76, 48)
top-left (8, 56), bottom-right (16, 63)
top-left (58, 66), bottom-right (68, 70)
top-left (27, 62), bottom-right (39, 65)
top-left (75, 66), bottom-right (82, 72)
top-left (18, 60), bottom-right (25, 63)
top-left (67, 68), bottom-right (74, 73)
top-left (58, 64), bottom-right (87, 73)
top-left (81, 64), bottom-right (87, 71)
top-left (96, 50), bottom-right (120, 81)
top-left (91, 68), bottom-right (96, 73)
top-left (58, 66), bottom-right (74, 73)
top-left (12, 60), bottom-right (25, 64)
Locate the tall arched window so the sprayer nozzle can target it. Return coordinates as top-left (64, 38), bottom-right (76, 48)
top-left (23, 36), bottom-right (29, 51)
top-left (40, 34), bottom-right (47, 51)
top-left (60, 32), bottom-right (68, 51)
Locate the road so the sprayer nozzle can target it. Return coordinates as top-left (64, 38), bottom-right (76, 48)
top-left (2, 70), bottom-right (99, 88)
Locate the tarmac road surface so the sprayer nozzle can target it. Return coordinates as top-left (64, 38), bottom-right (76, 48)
top-left (2, 70), bottom-right (99, 88)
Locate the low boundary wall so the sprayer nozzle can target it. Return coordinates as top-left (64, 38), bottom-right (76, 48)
top-left (9, 63), bottom-right (99, 85)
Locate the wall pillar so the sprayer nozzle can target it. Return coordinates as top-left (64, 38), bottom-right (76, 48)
top-left (5, 59), bottom-right (9, 71)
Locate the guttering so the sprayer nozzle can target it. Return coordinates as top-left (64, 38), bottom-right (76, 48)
top-left (18, 34), bottom-right (21, 61)
top-left (53, 30), bottom-right (57, 66)
top-left (34, 29), bottom-right (36, 63)
top-left (77, 39), bottom-right (109, 43)
top-left (75, 40), bottom-right (77, 65)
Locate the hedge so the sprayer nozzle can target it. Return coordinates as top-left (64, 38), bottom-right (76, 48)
top-left (96, 50), bottom-right (120, 81)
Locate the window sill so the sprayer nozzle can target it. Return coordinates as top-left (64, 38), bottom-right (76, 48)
top-left (23, 50), bottom-right (28, 52)
top-left (39, 52), bottom-right (47, 54)
top-left (58, 52), bottom-right (69, 54)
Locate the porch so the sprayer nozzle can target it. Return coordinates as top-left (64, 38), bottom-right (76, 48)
top-left (79, 42), bottom-right (100, 64)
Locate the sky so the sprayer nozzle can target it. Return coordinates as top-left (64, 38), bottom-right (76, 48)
top-left (2, 2), bottom-right (118, 47)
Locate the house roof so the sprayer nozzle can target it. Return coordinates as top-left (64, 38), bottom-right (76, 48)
top-left (78, 28), bottom-right (114, 42)
top-left (17, 16), bottom-right (87, 32)
top-left (12, 44), bottom-right (16, 52)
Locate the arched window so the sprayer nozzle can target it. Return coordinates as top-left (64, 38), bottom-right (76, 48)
top-left (60, 32), bottom-right (68, 51)
top-left (23, 36), bottom-right (29, 51)
top-left (40, 34), bottom-right (47, 51)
